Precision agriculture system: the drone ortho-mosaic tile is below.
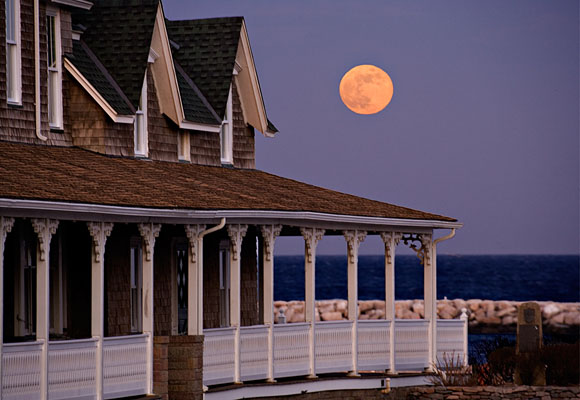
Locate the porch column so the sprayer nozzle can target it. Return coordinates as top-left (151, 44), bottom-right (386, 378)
top-left (300, 227), bottom-right (324, 378)
top-left (185, 225), bottom-right (206, 336)
top-left (0, 217), bottom-right (15, 398)
top-left (138, 223), bottom-right (162, 394)
top-left (260, 225), bottom-right (282, 382)
top-left (31, 218), bottom-right (59, 400)
top-left (227, 224), bottom-right (248, 384)
top-left (343, 230), bottom-right (366, 376)
top-left (380, 232), bottom-right (400, 373)
top-left (421, 234), bottom-right (435, 371)
top-left (87, 222), bottom-right (113, 400)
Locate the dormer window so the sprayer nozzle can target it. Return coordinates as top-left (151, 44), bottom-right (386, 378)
top-left (5, 0), bottom-right (21, 104)
top-left (47, 9), bottom-right (63, 129)
top-left (220, 85), bottom-right (233, 164)
top-left (134, 74), bottom-right (148, 157)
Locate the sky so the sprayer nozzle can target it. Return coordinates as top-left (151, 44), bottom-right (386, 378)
top-left (163, 1), bottom-right (580, 255)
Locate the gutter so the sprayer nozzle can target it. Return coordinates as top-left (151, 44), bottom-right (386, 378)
top-left (34, 0), bottom-right (46, 141)
top-left (0, 198), bottom-right (463, 230)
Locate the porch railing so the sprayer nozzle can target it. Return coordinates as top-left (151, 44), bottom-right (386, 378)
top-left (204, 318), bottom-right (467, 386)
top-left (1, 335), bottom-right (148, 400)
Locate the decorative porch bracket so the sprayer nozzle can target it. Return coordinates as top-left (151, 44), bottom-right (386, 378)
top-left (260, 224), bottom-right (282, 382)
top-left (87, 222), bottom-right (113, 400)
top-left (0, 217), bottom-right (15, 399)
top-left (380, 231), bottom-right (401, 373)
top-left (31, 218), bottom-right (59, 400)
top-left (185, 224), bottom-right (206, 336)
top-left (300, 227), bottom-right (324, 378)
top-left (138, 223), bottom-right (162, 394)
top-left (227, 224), bottom-right (248, 384)
top-left (343, 230), bottom-right (366, 376)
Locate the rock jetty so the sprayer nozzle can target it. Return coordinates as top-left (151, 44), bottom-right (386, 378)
top-left (273, 299), bottom-right (580, 335)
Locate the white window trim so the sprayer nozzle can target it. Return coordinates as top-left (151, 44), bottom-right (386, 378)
top-left (5, 0), bottom-right (22, 105)
top-left (220, 85), bottom-right (233, 165)
top-left (134, 74), bottom-right (148, 157)
top-left (47, 8), bottom-right (63, 129)
top-left (177, 131), bottom-right (190, 162)
top-left (130, 238), bottom-right (143, 333)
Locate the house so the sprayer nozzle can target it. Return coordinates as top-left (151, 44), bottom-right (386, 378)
top-left (0, 0), bottom-right (465, 399)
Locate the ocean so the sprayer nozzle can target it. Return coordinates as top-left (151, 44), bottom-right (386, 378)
top-left (273, 255), bottom-right (580, 303)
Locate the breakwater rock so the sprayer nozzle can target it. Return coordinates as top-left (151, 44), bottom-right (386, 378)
top-left (273, 299), bottom-right (580, 335)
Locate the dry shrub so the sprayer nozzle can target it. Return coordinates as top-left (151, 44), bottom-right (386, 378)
top-left (429, 351), bottom-right (474, 387)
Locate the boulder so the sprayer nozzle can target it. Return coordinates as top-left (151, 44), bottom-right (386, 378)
top-left (321, 311), bottom-right (343, 321)
top-left (542, 303), bottom-right (560, 319)
top-left (359, 300), bottom-right (374, 313)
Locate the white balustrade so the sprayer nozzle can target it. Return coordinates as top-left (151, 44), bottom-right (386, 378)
top-left (103, 334), bottom-right (148, 399)
top-left (48, 338), bottom-right (97, 400)
top-left (203, 327), bottom-right (236, 385)
top-left (436, 319), bottom-right (468, 366)
top-left (273, 323), bottom-right (309, 378)
top-left (394, 319), bottom-right (430, 371)
top-left (2, 341), bottom-right (43, 400)
top-left (315, 321), bottom-right (353, 374)
top-left (239, 325), bottom-right (269, 381)
top-left (357, 320), bottom-right (390, 371)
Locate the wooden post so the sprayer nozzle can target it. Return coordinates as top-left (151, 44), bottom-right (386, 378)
top-left (87, 222), bottom-right (113, 400)
top-left (421, 234), bottom-right (435, 371)
top-left (185, 225), bottom-right (206, 336)
top-left (227, 224), bottom-right (248, 384)
top-left (138, 223), bottom-right (161, 394)
top-left (0, 217), bottom-right (15, 399)
top-left (260, 225), bottom-right (282, 382)
top-left (300, 227), bottom-right (324, 379)
top-left (343, 230), bottom-right (366, 376)
top-left (31, 219), bottom-right (59, 400)
top-left (380, 232), bottom-right (399, 373)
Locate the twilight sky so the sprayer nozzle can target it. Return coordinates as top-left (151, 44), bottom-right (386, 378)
top-left (163, 1), bottom-right (579, 255)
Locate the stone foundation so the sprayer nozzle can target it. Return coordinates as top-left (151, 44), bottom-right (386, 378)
top-left (406, 385), bottom-right (580, 399)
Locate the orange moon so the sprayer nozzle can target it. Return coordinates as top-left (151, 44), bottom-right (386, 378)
top-left (339, 65), bottom-right (394, 114)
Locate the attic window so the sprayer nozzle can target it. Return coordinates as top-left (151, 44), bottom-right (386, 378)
top-left (47, 9), bottom-right (63, 129)
top-left (220, 86), bottom-right (233, 165)
top-left (134, 74), bottom-right (148, 157)
top-left (5, 0), bottom-right (21, 104)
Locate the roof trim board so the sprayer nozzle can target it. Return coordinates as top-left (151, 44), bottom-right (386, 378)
top-left (180, 120), bottom-right (220, 133)
top-left (0, 198), bottom-right (463, 230)
top-left (50, 0), bottom-right (92, 10)
top-left (64, 58), bottom-right (134, 124)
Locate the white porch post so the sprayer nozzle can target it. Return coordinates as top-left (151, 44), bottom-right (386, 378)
top-left (185, 225), bottom-right (206, 336)
top-left (260, 225), bottom-right (282, 382)
top-left (421, 234), bottom-right (435, 371)
top-left (300, 227), bottom-right (324, 379)
top-left (0, 217), bottom-right (15, 398)
top-left (343, 230), bottom-right (366, 376)
top-left (31, 218), bottom-right (59, 400)
top-left (227, 224), bottom-right (248, 384)
top-left (138, 223), bottom-right (161, 394)
top-left (87, 222), bottom-right (113, 400)
top-left (380, 232), bottom-right (399, 373)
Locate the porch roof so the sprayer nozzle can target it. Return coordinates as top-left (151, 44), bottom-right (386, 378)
top-left (0, 142), bottom-right (456, 223)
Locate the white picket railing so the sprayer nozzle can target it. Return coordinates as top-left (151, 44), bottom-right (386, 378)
top-left (102, 334), bottom-right (148, 399)
top-left (394, 319), bottom-right (430, 371)
top-left (240, 325), bottom-right (269, 381)
top-left (2, 341), bottom-right (43, 400)
top-left (315, 320), bottom-right (353, 374)
top-left (358, 320), bottom-right (390, 371)
top-left (273, 323), bottom-right (309, 378)
top-left (203, 327), bottom-right (236, 385)
top-left (436, 319), bottom-right (468, 366)
top-left (48, 338), bottom-right (97, 400)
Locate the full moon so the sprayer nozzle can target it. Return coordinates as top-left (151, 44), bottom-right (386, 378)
top-left (339, 65), bottom-right (393, 115)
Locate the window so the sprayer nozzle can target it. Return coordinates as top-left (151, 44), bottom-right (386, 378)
top-left (220, 86), bottom-right (233, 164)
top-left (134, 74), bottom-right (148, 157)
top-left (47, 10), bottom-right (63, 128)
top-left (5, 0), bottom-right (21, 104)
top-left (130, 239), bottom-right (143, 332)
top-left (218, 240), bottom-right (230, 327)
top-left (175, 243), bottom-right (188, 335)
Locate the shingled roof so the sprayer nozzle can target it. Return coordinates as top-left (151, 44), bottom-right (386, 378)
top-left (167, 17), bottom-right (243, 119)
top-left (72, 0), bottom-right (159, 110)
top-left (0, 142), bottom-right (455, 222)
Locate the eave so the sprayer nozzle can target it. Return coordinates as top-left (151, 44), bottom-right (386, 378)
top-left (51, 0), bottom-right (92, 10)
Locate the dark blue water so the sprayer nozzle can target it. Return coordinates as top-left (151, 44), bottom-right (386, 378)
top-left (273, 255), bottom-right (580, 302)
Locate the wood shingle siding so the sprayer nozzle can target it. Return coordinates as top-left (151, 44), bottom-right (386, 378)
top-left (232, 78), bottom-right (255, 169)
top-left (190, 130), bottom-right (221, 166)
top-left (148, 67), bottom-right (179, 162)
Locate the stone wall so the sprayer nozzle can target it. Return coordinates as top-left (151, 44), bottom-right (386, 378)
top-left (406, 385), bottom-right (580, 399)
top-left (273, 299), bottom-right (580, 335)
